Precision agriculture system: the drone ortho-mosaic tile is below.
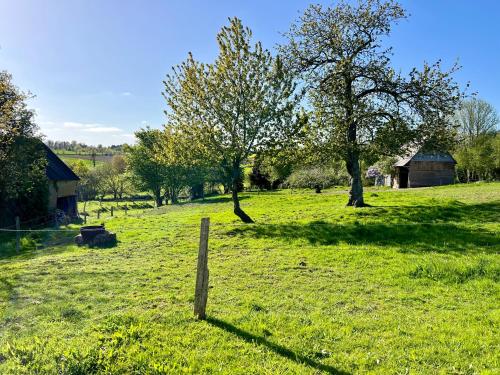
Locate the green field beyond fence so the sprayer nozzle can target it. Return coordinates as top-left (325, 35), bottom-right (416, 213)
top-left (0, 183), bottom-right (499, 374)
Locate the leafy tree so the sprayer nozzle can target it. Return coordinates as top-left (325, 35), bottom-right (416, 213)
top-left (280, 0), bottom-right (463, 206)
top-left (249, 152), bottom-right (295, 190)
top-left (111, 154), bottom-right (127, 174)
top-left (455, 98), bottom-right (499, 142)
top-left (68, 160), bottom-right (96, 201)
top-left (99, 155), bottom-right (130, 200)
top-left (249, 162), bottom-right (272, 191)
top-left (453, 99), bottom-right (499, 181)
top-left (454, 133), bottom-right (500, 181)
top-left (126, 128), bottom-right (169, 207)
top-left (286, 163), bottom-right (349, 193)
top-left (155, 126), bottom-right (193, 204)
top-left (101, 162), bottom-right (130, 200)
top-left (163, 17), bottom-right (300, 222)
top-left (0, 71), bottom-right (48, 225)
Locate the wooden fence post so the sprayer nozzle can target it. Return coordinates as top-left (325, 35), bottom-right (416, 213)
top-left (194, 217), bottom-right (210, 320)
top-left (15, 216), bottom-right (20, 253)
top-left (111, 206), bottom-right (114, 217)
top-left (97, 210), bottom-right (100, 219)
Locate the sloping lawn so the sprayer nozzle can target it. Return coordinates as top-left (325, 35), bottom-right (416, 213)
top-left (0, 183), bottom-right (499, 374)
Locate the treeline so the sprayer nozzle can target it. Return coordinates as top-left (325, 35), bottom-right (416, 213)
top-left (45, 140), bottom-right (124, 155)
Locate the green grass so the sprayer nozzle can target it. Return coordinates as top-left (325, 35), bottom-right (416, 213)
top-left (60, 156), bottom-right (104, 168)
top-left (0, 183), bottom-right (499, 374)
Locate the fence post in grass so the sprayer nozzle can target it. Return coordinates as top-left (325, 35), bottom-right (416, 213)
top-left (194, 217), bottom-right (210, 320)
top-left (111, 206), bottom-right (114, 217)
top-left (15, 216), bottom-right (20, 253)
top-left (97, 210), bottom-right (100, 219)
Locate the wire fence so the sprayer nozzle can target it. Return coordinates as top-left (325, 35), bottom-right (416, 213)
top-left (1, 202), bottom-right (498, 256)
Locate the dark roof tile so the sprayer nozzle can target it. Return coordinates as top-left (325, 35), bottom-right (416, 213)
top-left (44, 144), bottom-right (80, 181)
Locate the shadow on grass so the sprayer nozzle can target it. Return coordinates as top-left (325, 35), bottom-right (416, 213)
top-left (181, 195), bottom-right (249, 205)
top-left (0, 229), bottom-right (80, 260)
top-left (365, 201), bottom-right (500, 225)
top-left (206, 317), bottom-right (349, 375)
top-left (229, 202), bottom-right (499, 254)
top-left (231, 222), bottom-right (498, 253)
top-left (0, 277), bottom-right (19, 302)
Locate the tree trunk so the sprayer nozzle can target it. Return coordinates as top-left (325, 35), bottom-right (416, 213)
top-left (170, 187), bottom-right (179, 204)
top-left (190, 183), bottom-right (204, 200)
top-left (154, 189), bottom-right (163, 207)
top-left (231, 167), bottom-right (253, 223)
top-left (345, 150), bottom-right (365, 207)
top-left (232, 188), bottom-right (253, 223)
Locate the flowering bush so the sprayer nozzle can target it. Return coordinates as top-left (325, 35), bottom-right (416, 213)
top-left (366, 167), bottom-right (381, 178)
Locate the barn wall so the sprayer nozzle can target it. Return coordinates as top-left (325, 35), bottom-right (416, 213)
top-left (408, 161), bottom-right (455, 187)
top-left (48, 180), bottom-right (78, 210)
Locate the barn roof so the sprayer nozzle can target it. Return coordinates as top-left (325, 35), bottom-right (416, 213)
top-left (43, 144), bottom-right (80, 181)
top-left (394, 147), bottom-right (456, 167)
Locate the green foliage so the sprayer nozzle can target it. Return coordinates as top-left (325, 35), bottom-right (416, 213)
top-left (286, 165), bottom-right (349, 192)
top-left (126, 128), bottom-right (170, 206)
top-left (453, 98), bottom-right (500, 181)
top-left (454, 133), bottom-right (500, 181)
top-left (163, 17), bottom-right (301, 221)
top-left (0, 71), bottom-right (48, 226)
top-left (47, 140), bottom-right (124, 156)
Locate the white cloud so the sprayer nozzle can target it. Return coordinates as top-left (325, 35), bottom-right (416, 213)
top-left (121, 92), bottom-right (132, 96)
top-left (38, 120), bottom-right (135, 146)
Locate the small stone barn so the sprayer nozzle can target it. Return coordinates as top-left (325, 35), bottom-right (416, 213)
top-left (44, 144), bottom-right (80, 216)
top-left (392, 147), bottom-right (456, 188)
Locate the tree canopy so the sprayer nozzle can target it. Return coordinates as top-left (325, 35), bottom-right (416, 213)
top-left (163, 17), bottom-right (301, 222)
top-left (0, 71), bottom-right (48, 225)
top-left (280, 0), bottom-right (464, 206)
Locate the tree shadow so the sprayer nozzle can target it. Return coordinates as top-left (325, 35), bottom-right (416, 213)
top-left (179, 195), bottom-right (249, 205)
top-left (206, 317), bottom-right (350, 375)
top-left (0, 277), bottom-right (19, 302)
top-left (229, 202), bottom-right (499, 254)
top-left (0, 229), bottom-right (80, 260)
top-left (366, 201), bottom-right (500, 225)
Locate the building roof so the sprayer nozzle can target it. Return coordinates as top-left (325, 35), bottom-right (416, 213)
top-left (43, 144), bottom-right (80, 181)
top-left (394, 147), bottom-right (456, 167)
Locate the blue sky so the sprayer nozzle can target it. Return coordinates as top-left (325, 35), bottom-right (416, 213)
top-left (1, 0), bottom-right (499, 146)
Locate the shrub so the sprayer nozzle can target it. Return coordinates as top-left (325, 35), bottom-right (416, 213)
top-left (286, 166), bottom-right (349, 192)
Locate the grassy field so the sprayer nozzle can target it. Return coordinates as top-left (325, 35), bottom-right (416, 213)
top-left (54, 150), bottom-right (113, 168)
top-left (59, 155), bottom-right (108, 168)
top-left (0, 183), bottom-right (499, 374)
